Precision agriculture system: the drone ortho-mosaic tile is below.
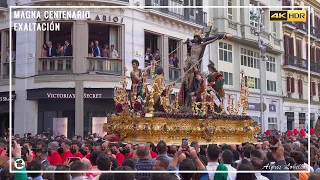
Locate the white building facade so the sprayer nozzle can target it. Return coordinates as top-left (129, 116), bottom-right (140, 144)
top-left (0, 0), bottom-right (208, 137)
top-left (282, 0), bottom-right (320, 131)
top-left (207, 0), bottom-right (284, 132)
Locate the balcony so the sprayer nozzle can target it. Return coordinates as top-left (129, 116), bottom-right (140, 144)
top-left (310, 62), bottom-right (320, 74)
top-left (38, 57), bottom-right (73, 75)
top-left (283, 54), bottom-right (320, 74)
top-left (2, 61), bottom-right (15, 79)
top-left (145, 0), bottom-right (207, 26)
top-left (282, 22), bottom-right (296, 30)
top-left (294, 22), bottom-right (307, 35)
top-left (284, 54), bottom-right (307, 71)
top-left (87, 57), bottom-right (122, 75)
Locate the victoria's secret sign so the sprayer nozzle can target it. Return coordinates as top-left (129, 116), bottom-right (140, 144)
top-left (0, 94), bottom-right (16, 102)
top-left (27, 88), bottom-right (113, 100)
top-left (46, 93), bottom-right (102, 99)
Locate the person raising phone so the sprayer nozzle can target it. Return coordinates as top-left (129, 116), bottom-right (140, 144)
top-left (167, 145), bottom-right (209, 180)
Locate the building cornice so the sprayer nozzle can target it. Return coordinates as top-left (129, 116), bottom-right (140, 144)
top-left (34, 74), bottom-right (124, 83)
top-left (304, 0), bottom-right (320, 12)
top-left (284, 97), bottom-right (320, 105)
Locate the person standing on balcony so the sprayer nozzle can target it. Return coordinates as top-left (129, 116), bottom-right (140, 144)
top-left (5, 47), bottom-right (15, 62)
top-left (110, 45), bottom-right (119, 59)
top-left (153, 48), bottom-right (161, 61)
top-left (46, 41), bottom-right (56, 57)
top-left (173, 54), bottom-right (179, 68)
top-left (169, 55), bottom-right (174, 67)
top-left (145, 48), bottom-right (153, 64)
top-left (41, 44), bottom-right (47, 58)
top-left (56, 43), bottom-right (64, 57)
top-left (103, 44), bottom-right (110, 58)
top-left (88, 41), bottom-right (94, 57)
top-left (64, 40), bottom-right (73, 56)
top-left (93, 40), bottom-right (103, 57)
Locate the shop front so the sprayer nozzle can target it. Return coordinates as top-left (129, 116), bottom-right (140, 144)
top-left (0, 92), bottom-right (15, 137)
top-left (285, 112), bottom-right (294, 130)
top-left (299, 113), bottom-right (306, 129)
top-left (27, 88), bottom-right (114, 138)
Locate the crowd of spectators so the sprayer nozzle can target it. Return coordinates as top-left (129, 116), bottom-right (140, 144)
top-left (88, 41), bottom-right (119, 59)
top-left (0, 131), bottom-right (319, 180)
top-left (41, 40), bottom-right (73, 57)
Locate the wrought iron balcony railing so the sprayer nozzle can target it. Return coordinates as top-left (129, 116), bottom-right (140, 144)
top-left (295, 22), bottom-right (307, 33)
top-left (38, 56), bottom-right (73, 75)
top-left (145, 0), bottom-right (207, 26)
top-left (283, 22), bottom-right (295, 27)
top-left (2, 61), bottom-right (15, 79)
top-left (284, 54), bottom-right (307, 70)
top-left (87, 57), bottom-right (122, 75)
top-left (284, 54), bottom-right (320, 74)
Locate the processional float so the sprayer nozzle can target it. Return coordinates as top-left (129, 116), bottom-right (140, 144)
top-left (104, 23), bottom-right (260, 145)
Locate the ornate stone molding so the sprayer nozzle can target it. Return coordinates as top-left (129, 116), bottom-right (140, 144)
top-left (34, 74), bottom-right (123, 83)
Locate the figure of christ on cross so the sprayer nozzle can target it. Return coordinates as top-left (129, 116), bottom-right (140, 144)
top-left (179, 33), bottom-right (232, 110)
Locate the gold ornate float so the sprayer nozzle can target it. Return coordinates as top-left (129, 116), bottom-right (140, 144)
top-left (104, 66), bottom-right (260, 145)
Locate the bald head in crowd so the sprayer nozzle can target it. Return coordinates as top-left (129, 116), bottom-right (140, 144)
top-left (102, 141), bottom-right (109, 152)
top-left (136, 144), bottom-right (149, 159)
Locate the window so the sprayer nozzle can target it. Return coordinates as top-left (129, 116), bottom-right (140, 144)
top-left (249, 1), bottom-right (258, 27)
top-left (252, 116), bottom-right (261, 123)
top-left (268, 117), bottom-right (278, 130)
top-left (241, 48), bottom-right (260, 69)
top-left (273, 22), bottom-right (277, 36)
top-left (266, 56), bottom-right (276, 72)
top-left (267, 80), bottom-right (277, 92)
top-left (228, 0), bottom-right (232, 20)
top-left (311, 82), bottom-right (316, 96)
top-left (296, 40), bottom-right (302, 58)
top-left (220, 71), bottom-right (233, 85)
top-left (219, 42), bottom-right (232, 62)
top-left (287, 77), bottom-right (295, 93)
top-left (244, 76), bottom-right (260, 89)
top-left (3, 29), bottom-right (16, 79)
top-left (318, 83), bottom-right (320, 101)
top-left (298, 79), bottom-right (303, 95)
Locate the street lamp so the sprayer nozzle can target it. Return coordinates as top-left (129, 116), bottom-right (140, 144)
top-left (251, 5), bottom-right (267, 133)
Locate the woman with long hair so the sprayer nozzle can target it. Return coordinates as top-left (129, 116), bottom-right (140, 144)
top-left (102, 44), bottom-right (110, 58)
top-left (88, 41), bottom-right (94, 57)
top-left (42, 43), bottom-right (47, 57)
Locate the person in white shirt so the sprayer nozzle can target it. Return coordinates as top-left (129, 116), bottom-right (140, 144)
top-left (110, 45), bottom-right (119, 59)
top-left (206, 144), bottom-right (220, 180)
top-left (221, 149), bottom-right (236, 180)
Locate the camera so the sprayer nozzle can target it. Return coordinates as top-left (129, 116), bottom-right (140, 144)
top-left (16, 160), bottom-right (23, 164)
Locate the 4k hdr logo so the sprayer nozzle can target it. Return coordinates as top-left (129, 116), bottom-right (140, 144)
top-left (269, 10), bottom-right (306, 22)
